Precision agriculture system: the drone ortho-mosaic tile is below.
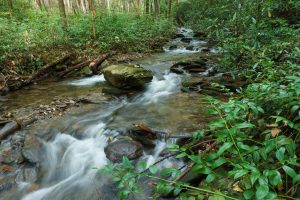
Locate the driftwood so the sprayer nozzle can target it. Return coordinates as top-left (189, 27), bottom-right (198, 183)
top-left (0, 121), bottom-right (20, 140)
top-left (58, 60), bottom-right (92, 78)
top-left (22, 53), bottom-right (74, 85)
top-left (59, 53), bottom-right (109, 78)
top-left (133, 123), bottom-right (157, 140)
top-left (3, 53), bottom-right (75, 93)
top-left (89, 53), bottom-right (109, 74)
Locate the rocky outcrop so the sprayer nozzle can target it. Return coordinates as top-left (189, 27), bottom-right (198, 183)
top-left (103, 64), bottom-right (153, 89)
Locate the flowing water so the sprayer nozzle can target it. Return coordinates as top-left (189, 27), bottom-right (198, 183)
top-left (1, 28), bottom-right (217, 200)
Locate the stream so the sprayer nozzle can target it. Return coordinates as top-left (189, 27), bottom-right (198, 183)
top-left (0, 28), bottom-right (220, 200)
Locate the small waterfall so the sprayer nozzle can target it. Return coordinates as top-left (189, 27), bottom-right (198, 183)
top-left (68, 75), bottom-right (105, 86)
top-left (135, 73), bottom-right (181, 104)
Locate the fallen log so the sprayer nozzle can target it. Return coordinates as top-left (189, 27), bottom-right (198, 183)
top-left (89, 53), bottom-right (109, 74)
top-left (58, 60), bottom-right (92, 78)
top-left (22, 53), bottom-right (75, 85)
top-left (0, 121), bottom-right (20, 140)
top-left (5, 53), bottom-right (75, 92)
top-left (59, 54), bottom-right (109, 78)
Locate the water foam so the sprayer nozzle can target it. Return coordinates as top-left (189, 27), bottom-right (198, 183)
top-left (68, 75), bottom-right (105, 86)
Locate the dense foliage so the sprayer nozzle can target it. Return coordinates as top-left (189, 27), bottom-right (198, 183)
top-left (0, 2), bottom-right (175, 75)
top-left (105, 0), bottom-right (300, 199)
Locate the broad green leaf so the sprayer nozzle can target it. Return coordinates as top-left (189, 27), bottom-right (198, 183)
top-left (275, 147), bottom-right (285, 161)
top-left (293, 174), bottom-right (300, 184)
top-left (234, 123), bottom-right (255, 129)
top-left (217, 142), bottom-right (233, 156)
top-left (137, 161), bottom-right (147, 171)
top-left (211, 157), bottom-right (227, 169)
top-left (234, 169), bottom-right (248, 179)
top-left (160, 168), bottom-right (175, 177)
top-left (282, 165), bottom-right (297, 178)
top-left (255, 184), bottom-right (269, 199)
top-left (268, 170), bottom-right (281, 186)
top-left (199, 167), bottom-right (212, 174)
top-left (176, 152), bottom-right (187, 158)
top-left (243, 189), bottom-right (254, 199)
top-left (149, 165), bottom-right (158, 174)
top-left (205, 173), bottom-right (216, 183)
top-left (250, 170), bottom-right (260, 185)
top-left (209, 118), bottom-right (226, 128)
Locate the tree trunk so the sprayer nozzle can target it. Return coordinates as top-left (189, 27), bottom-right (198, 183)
top-left (7, 0), bottom-right (13, 10)
top-left (145, 0), bottom-right (150, 14)
top-left (88, 0), bottom-right (97, 40)
top-left (58, 0), bottom-right (68, 31)
top-left (154, 0), bottom-right (160, 19)
top-left (168, 0), bottom-right (172, 18)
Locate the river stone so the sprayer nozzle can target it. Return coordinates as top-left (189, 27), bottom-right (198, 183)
top-left (102, 64), bottom-right (153, 89)
top-left (16, 166), bottom-right (38, 183)
top-left (194, 32), bottom-right (207, 39)
top-left (169, 45), bottom-right (178, 50)
top-left (186, 46), bottom-right (194, 51)
top-left (0, 176), bottom-right (15, 194)
top-left (175, 33), bottom-right (185, 38)
top-left (102, 86), bottom-right (129, 95)
top-left (104, 137), bottom-right (143, 163)
top-left (170, 59), bottom-right (207, 74)
top-left (22, 134), bottom-right (43, 164)
top-left (181, 37), bottom-right (193, 43)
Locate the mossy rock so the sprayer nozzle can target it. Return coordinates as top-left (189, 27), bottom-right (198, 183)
top-left (102, 64), bottom-right (153, 88)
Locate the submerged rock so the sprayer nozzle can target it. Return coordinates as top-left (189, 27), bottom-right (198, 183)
top-left (175, 33), bottom-right (185, 38)
top-left (186, 46), bottom-right (194, 51)
top-left (22, 134), bottom-right (43, 164)
top-left (169, 45), bottom-right (178, 50)
top-left (182, 75), bottom-right (247, 95)
top-left (104, 137), bottom-right (143, 163)
top-left (16, 166), bottom-right (38, 183)
top-left (194, 32), bottom-right (207, 39)
top-left (170, 59), bottom-right (207, 74)
top-left (102, 86), bottom-right (132, 96)
top-left (181, 37), bottom-right (193, 43)
top-left (0, 176), bottom-right (15, 194)
top-left (103, 64), bottom-right (153, 89)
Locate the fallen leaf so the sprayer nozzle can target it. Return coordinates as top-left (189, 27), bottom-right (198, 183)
top-left (232, 184), bottom-right (244, 192)
top-left (271, 128), bottom-right (281, 137)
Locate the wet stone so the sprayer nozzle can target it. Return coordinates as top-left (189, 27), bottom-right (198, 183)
top-left (169, 45), bottom-right (178, 50)
top-left (104, 137), bottom-right (143, 163)
top-left (16, 166), bottom-right (38, 183)
top-left (170, 59), bottom-right (207, 74)
top-left (0, 141), bottom-right (23, 164)
top-left (181, 37), bottom-right (193, 43)
top-left (0, 176), bottom-right (15, 194)
top-left (22, 134), bottom-right (43, 164)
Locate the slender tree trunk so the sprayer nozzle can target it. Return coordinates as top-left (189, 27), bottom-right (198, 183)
top-left (145, 0), bottom-right (150, 14)
top-left (168, 0), bottom-right (172, 18)
top-left (7, 0), bottom-right (13, 11)
top-left (154, 0), bottom-right (160, 19)
top-left (58, 0), bottom-right (68, 31)
top-left (88, 0), bottom-right (97, 40)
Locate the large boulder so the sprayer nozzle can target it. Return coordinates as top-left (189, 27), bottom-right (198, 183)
top-left (104, 137), bottom-right (143, 163)
top-left (102, 65), bottom-right (153, 89)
